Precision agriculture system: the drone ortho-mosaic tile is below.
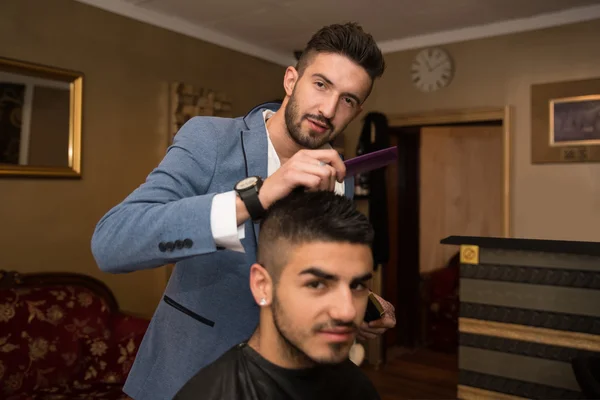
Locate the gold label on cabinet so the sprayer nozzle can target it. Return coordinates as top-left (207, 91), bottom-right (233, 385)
top-left (460, 245), bottom-right (479, 265)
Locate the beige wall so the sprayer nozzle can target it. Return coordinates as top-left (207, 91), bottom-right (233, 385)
top-left (0, 0), bottom-right (285, 317)
top-left (347, 19), bottom-right (600, 243)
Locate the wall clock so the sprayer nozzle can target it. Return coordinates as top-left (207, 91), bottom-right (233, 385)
top-left (410, 47), bottom-right (454, 93)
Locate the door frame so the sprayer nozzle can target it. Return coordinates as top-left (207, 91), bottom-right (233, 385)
top-left (377, 106), bottom-right (513, 356)
top-left (388, 106), bottom-right (512, 237)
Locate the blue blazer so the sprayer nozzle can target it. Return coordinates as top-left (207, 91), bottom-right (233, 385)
top-left (91, 102), bottom-right (354, 400)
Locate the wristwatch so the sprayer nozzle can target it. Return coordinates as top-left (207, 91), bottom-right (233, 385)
top-left (234, 176), bottom-right (267, 221)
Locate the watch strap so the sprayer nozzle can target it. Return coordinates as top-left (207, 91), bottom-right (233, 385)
top-left (239, 187), bottom-right (266, 221)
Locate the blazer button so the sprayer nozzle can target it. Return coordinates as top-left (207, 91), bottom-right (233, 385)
top-left (165, 241), bottom-right (175, 251)
top-left (175, 240), bottom-right (183, 249)
top-left (183, 239), bottom-right (193, 248)
top-left (158, 242), bottom-right (167, 252)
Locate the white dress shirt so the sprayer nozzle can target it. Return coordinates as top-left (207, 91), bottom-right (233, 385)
top-left (210, 110), bottom-right (344, 253)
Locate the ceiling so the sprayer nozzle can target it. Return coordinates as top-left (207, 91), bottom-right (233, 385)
top-left (76, 0), bottom-right (600, 66)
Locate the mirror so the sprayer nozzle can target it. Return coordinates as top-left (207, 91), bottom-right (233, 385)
top-left (0, 57), bottom-right (82, 178)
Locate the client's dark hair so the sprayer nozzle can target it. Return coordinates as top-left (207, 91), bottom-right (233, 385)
top-left (257, 190), bottom-right (373, 281)
top-left (296, 22), bottom-right (386, 82)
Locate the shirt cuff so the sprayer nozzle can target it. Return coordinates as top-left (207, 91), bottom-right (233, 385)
top-left (210, 191), bottom-right (245, 253)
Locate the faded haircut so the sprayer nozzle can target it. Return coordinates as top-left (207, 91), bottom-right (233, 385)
top-left (257, 190), bottom-right (374, 283)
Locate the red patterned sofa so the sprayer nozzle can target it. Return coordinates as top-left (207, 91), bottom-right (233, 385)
top-left (0, 270), bottom-right (150, 399)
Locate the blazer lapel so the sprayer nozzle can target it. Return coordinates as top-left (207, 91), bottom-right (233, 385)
top-left (240, 102), bottom-right (280, 249)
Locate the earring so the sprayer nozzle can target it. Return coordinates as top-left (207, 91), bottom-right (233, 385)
top-left (259, 298), bottom-right (267, 306)
top-left (349, 341), bottom-right (365, 366)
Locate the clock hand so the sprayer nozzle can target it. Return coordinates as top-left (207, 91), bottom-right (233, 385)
top-left (431, 61), bottom-right (449, 71)
top-left (424, 59), bottom-right (432, 71)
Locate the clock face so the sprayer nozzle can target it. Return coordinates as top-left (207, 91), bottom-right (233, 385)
top-left (236, 176), bottom-right (258, 190)
top-left (411, 47), bottom-right (454, 93)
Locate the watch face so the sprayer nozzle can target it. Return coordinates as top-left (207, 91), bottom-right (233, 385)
top-left (236, 176), bottom-right (258, 190)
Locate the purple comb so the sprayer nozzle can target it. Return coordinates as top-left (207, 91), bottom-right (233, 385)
top-left (344, 146), bottom-right (398, 177)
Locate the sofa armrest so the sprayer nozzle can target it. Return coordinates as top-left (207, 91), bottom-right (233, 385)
top-left (105, 312), bottom-right (150, 377)
top-left (110, 312), bottom-right (150, 343)
top-left (76, 312), bottom-right (149, 385)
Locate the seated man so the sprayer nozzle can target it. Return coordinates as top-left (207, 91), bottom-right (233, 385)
top-left (174, 190), bottom-right (380, 400)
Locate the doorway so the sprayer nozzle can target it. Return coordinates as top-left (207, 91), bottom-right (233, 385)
top-left (382, 107), bottom-right (511, 352)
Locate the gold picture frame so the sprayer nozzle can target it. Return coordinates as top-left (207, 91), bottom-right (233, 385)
top-left (0, 56), bottom-right (83, 178)
top-left (531, 77), bottom-right (600, 163)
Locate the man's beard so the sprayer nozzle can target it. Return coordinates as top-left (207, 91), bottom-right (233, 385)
top-left (271, 291), bottom-right (354, 367)
top-left (284, 91), bottom-right (336, 150)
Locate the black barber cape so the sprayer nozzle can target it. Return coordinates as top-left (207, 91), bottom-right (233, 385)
top-left (174, 342), bottom-right (381, 400)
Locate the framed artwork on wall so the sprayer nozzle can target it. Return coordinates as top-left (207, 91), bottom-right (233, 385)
top-left (169, 82), bottom-right (233, 144)
top-left (531, 77), bottom-right (600, 163)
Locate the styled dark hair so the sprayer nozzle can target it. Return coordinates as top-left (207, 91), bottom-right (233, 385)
top-left (257, 190), bottom-right (374, 278)
top-left (296, 22), bottom-right (386, 82)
